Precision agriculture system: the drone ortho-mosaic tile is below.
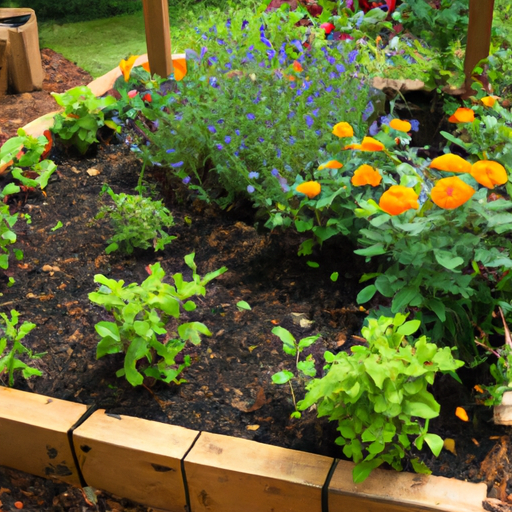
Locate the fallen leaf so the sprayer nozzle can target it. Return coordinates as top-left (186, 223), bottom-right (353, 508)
top-left (42, 265), bottom-right (60, 272)
top-left (443, 438), bottom-right (457, 456)
top-left (25, 293), bottom-right (37, 299)
top-left (246, 424), bottom-right (260, 431)
top-left (472, 438), bottom-right (480, 446)
top-left (71, 166), bottom-right (79, 174)
top-left (474, 385), bottom-right (484, 394)
top-left (86, 168), bottom-right (101, 176)
top-left (455, 407), bottom-right (469, 422)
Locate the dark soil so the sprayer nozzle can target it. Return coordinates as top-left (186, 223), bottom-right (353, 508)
top-left (1, 49), bottom-right (512, 512)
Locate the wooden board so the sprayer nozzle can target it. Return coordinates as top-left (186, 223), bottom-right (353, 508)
top-left (73, 410), bottom-right (199, 511)
top-left (328, 459), bottom-right (487, 512)
top-left (0, 386), bottom-right (87, 485)
top-left (184, 431), bottom-right (332, 512)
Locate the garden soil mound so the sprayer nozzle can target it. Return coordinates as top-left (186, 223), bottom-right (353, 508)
top-left (0, 49), bottom-right (512, 512)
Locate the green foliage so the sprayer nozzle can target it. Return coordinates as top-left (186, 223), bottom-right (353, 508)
top-left (298, 314), bottom-right (463, 482)
top-left (476, 342), bottom-right (512, 406)
top-left (0, 310), bottom-right (44, 387)
top-left (89, 255), bottom-right (227, 386)
top-left (51, 86), bottom-right (117, 154)
top-left (95, 184), bottom-right (176, 255)
top-left (271, 326), bottom-right (320, 418)
top-left (117, 7), bottom-right (372, 215)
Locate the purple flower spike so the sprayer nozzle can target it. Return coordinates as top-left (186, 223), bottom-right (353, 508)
top-left (208, 125), bottom-right (217, 133)
top-left (166, 149), bottom-right (176, 154)
top-left (225, 136), bottom-right (232, 144)
top-left (247, 113), bottom-right (255, 120)
top-left (271, 168), bottom-right (279, 177)
top-left (348, 50), bottom-right (358, 64)
top-left (369, 120), bottom-right (379, 136)
top-left (261, 37), bottom-right (273, 49)
top-left (216, 144), bottom-right (224, 150)
top-left (171, 161), bottom-right (184, 168)
top-left (305, 115), bottom-right (314, 128)
top-left (182, 176), bottom-right (191, 184)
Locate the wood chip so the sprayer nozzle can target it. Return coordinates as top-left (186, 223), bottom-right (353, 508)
top-left (246, 424), bottom-right (260, 431)
top-left (86, 168), bottom-right (101, 176)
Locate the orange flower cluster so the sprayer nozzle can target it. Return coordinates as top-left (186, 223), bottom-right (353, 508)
top-left (430, 177), bottom-right (475, 209)
top-left (351, 165), bottom-right (382, 187)
top-left (470, 160), bottom-right (507, 189)
top-left (332, 122), bottom-right (354, 138)
top-left (318, 160), bottom-right (343, 170)
top-left (344, 137), bottom-right (385, 152)
top-left (448, 108), bottom-right (475, 124)
top-left (379, 186), bottom-right (419, 216)
top-left (296, 181), bottom-right (321, 199)
top-left (293, 60), bottom-right (303, 72)
top-left (429, 154), bottom-right (471, 174)
top-left (389, 119), bottom-right (411, 133)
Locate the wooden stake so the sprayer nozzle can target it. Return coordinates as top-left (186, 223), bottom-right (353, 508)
top-left (463, 0), bottom-right (495, 98)
top-left (142, 0), bottom-right (173, 78)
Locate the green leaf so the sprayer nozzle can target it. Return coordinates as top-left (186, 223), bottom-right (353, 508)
top-left (51, 221), bottom-right (63, 231)
top-left (352, 460), bottom-right (383, 483)
top-left (95, 321), bottom-right (120, 341)
top-left (306, 261), bottom-right (319, 268)
top-left (424, 433), bottom-right (444, 456)
top-left (391, 286), bottom-right (421, 312)
top-left (357, 285), bottom-right (376, 304)
top-left (330, 272), bottom-right (339, 282)
top-left (434, 251), bottom-right (464, 270)
top-left (397, 320), bottom-right (421, 336)
top-left (178, 322), bottom-right (211, 345)
top-left (271, 370), bottom-right (294, 384)
top-left (354, 244), bottom-right (387, 257)
top-left (236, 300), bottom-right (252, 311)
top-left (410, 458), bottom-right (432, 475)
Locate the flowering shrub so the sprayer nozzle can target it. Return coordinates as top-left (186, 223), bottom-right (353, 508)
top-left (115, 8), bottom-right (373, 215)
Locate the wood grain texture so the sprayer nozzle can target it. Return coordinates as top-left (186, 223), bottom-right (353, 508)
top-left (73, 410), bottom-right (198, 511)
top-left (0, 386), bottom-right (87, 485)
top-left (184, 431), bottom-right (332, 512)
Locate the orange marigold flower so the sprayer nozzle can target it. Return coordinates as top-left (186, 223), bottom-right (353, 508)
top-left (318, 160), bottom-right (343, 170)
top-left (448, 107), bottom-right (475, 123)
top-left (429, 153), bottom-right (471, 174)
top-left (296, 181), bottom-right (321, 199)
top-left (455, 407), bottom-right (469, 422)
top-left (389, 119), bottom-right (412, 133)
top-left (430, 177), bottom-right (475, 209)
top-left (293, 60), bottom-right (303, 72)
top-left (119, 55), bottom-right (139, 82)
top-left (481, 96), bottom-right (498, 107)
top-left (351, 164), bottom-right (382, 187)
top-left (332, 122), bottom-right (354, 138)
top-left (379, 185), bottom-right (419, 215)
top-left (360, 137), bottom-right (385, 151)
top-left (470, 160), bottom-right (508, 189)
top-left (343, 143), bottom-right (362, 150)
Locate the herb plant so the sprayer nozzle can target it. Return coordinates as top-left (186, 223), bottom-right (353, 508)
top-left (88, 254), bottom-right (227, 386)
top-left (95, 184), bottom-right (176, 254)
top-left (0, 310), bottom-right (44, 387)
top-left (271, 326), bottom-right (320, 418)
top-left (51, 86), bottom-right (117, 154)
top-left (298, 314), bottom-right (464, 482)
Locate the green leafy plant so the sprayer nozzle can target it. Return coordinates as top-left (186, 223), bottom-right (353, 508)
top-left (0, 310), bottom-right (44, 387)
top-left (298, 314), bottom-right (463, 482)
top-left (475, 344), bottom-right (512, 406)
top-left (95, 184), bottom-right (176, 254)
top-left (271, 326), bottom-right (320, 418)
top-left (88, 254), bottom-right (227, 386)
top-left (51, 86), bottom-right (117, 154)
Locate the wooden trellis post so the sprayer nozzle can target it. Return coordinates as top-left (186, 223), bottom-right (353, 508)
top-left (142, 0), bottom-right (173, 78)
top-left (463, 0), bottom-right (495, 98)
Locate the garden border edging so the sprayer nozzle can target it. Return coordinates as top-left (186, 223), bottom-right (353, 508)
top-left (0, 386), bottom-right (487, 512)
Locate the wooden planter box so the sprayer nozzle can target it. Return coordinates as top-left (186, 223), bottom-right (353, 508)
top-left (0, 386), bottom-right (487, 512)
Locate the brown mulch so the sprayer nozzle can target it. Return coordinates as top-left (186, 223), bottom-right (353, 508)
top-left (1, 47), bottom-right (512, 512)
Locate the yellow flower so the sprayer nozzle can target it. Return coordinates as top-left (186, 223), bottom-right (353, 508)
top-left (119, 55), bottom-right (139, 82)
top-left (351, 165), bottom-right (382, 187)
top-left (360, 137), bottom-right (384, 151)
top-left (448, 108), bottom-right (475, 124)
top-left (430, 177), bottom-right (475, 209)
top-left (318, 160), bottom-right (343, 170)
top-left (379, 186), bottom-right (419, 215)
top-left (389, 119), bottom-right (412, 133)
top-left (332, 122), bottom-right (354, 138)
top-left (429, 154), bottom-right (471, 174)
top-left (343, 143), bottom-right (362, 150)
top-left (470, 160), bottom-right (508, 189)
top-left (296, 181), bottom-right (321, 199)
top-left (481, 96), bottom-right (498, 107)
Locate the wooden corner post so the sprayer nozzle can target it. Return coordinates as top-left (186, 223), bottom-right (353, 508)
top-left (463, 0), bottom-right (495, 98)
top-left (142, 0), bottom-right (174, 79)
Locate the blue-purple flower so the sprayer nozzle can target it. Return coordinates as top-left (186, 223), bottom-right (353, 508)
top-left (182, 176), bottom-right (191, 184)
top-left (170, 161), bottom-right (184, 168)
top-left (249, 171), bottom-right (260, 179)
top-left (247, 113), bottom-right (255, 120)
top-left (247, 185), bottom-right (255, 193)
